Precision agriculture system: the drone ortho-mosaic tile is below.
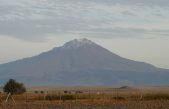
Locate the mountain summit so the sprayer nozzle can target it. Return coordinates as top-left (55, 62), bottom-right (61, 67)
top-left (0, 39), bottom-right (169, 86)
top-left (63, 38), bottom-right (94, 48)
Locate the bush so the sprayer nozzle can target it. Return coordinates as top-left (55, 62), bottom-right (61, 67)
top-left (113, 96), bottom-right (126, 100)
top-left (3, 79), bottom-right (26, 95)
top-left (143, 93), bottom-right (169, 100)
top-left (46, 95), bottom-right (75, 101)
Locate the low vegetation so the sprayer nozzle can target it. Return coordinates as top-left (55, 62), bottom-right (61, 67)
top-left (3, 79), bottom-right (26, 95)
top-left (0, 87), bottom-right (169, 109)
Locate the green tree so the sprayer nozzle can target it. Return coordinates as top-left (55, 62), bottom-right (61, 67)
top-left (3, 79), bottom-right (26, 95)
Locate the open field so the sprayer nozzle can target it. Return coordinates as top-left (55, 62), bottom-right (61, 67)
top-left (0, 86), bottom-right (169, 109)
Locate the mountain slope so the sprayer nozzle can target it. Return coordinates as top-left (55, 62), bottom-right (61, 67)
top-left (0, 38), bottom-right (169, 86)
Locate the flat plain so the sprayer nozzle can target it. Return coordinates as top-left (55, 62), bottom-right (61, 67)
top-left (0, 86), bottom-right (169, 109)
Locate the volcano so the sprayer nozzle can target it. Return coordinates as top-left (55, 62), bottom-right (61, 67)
top-left (0, 38), bottom-right (169, 86)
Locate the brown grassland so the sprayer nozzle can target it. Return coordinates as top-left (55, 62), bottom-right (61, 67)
top-left (0, 86), bottom-right (169, 109)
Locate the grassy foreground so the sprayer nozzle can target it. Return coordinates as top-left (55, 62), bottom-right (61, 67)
top-left (0, 87), bottom-right (169, 109)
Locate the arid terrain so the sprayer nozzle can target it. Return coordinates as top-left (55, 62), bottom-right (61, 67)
top-left (0, 86), bottom-right (169, 109)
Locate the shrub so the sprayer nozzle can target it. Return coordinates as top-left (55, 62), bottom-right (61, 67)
top-left (46, 95), bottom-right (75, 101)
top-left (113, 96), bottom-right (126, 100)
top-left (143, 93), bottom-right (169, 100)
top-left (3, 79), bottom-right (26, 95)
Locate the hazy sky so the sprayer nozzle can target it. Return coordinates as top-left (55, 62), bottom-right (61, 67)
top-left (0, 0), bottom-right (169, 68)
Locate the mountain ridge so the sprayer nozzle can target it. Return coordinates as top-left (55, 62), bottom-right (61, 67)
top-left (0, 38), bottom-right (169, 86)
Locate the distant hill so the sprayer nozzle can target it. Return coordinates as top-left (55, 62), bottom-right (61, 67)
top-left (0, 38), bottom-right (169, 86)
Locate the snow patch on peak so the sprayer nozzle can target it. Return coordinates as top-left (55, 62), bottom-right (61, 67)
top-left (73, 38), bottom-right (94, 44)
top-left (63, 38), bottom-right (94, 48)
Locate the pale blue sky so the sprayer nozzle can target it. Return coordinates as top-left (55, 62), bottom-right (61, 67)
top-left (0, 0), bottom-right (169, 68)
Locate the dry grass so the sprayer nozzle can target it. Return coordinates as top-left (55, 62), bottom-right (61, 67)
top-left (0, 87), bottom-right (169, 109)
top-left (0, 100), bottom-right (169, 109)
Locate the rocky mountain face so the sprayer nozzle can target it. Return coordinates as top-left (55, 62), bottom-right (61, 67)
top-left (0, 38), bottom-right (169, 86)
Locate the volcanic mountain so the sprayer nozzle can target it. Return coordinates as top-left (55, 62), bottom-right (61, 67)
top-left (0, 38), bottom-right (169, 86)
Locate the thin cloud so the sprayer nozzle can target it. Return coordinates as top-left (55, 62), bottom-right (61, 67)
top-left (0, 0), bottom-right (169, 41)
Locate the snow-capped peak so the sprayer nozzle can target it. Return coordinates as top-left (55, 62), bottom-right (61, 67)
top-left (63, 38), bottom-right (94, 48)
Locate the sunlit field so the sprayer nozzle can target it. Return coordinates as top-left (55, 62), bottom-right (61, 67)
top-left (0, 86), bottom-right (169, 109)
